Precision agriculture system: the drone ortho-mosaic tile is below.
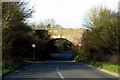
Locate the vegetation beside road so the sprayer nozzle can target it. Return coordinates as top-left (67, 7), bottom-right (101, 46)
top-left (82, 61), bottom-right (120, 73)
top-left (74, 6), bottom-right (119, 75)
top-left (74, 6), bottom-right (119, 64)
top-left (2, 61), bottom-right (30, 77)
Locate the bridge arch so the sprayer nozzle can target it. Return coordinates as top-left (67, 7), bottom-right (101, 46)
top-left (45, 38), bottom-right (75, 60)
top-left (46, 38), bottom-right (75, 53)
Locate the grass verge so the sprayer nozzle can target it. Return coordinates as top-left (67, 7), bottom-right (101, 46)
top-left (81, 61), bottom-right (120, 73)
top-left (2, 61), bottom-right (30, 77)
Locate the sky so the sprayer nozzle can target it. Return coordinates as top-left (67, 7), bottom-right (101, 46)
top-left (27, 0), bottom-right (119, 28)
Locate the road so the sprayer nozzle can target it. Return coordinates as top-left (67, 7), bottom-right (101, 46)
top-left (51, 51), bottom-right (73, 60)
top-left (3, 61), bottom-right (119, 80)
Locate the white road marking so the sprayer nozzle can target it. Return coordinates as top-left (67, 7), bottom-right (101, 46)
top-left (56, 67), bottom-right (64, 79)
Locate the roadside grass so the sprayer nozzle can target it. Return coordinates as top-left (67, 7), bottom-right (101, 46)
top-left (80, 61), bottom-right (120, 73)
top-left (2, 61), bottom-right (30, 77)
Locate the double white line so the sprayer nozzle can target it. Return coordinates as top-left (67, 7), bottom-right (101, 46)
top-left (56, 67), bottom-right (64, 79)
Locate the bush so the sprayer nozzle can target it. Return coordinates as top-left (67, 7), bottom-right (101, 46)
top-left (74, 49), bottom-right (86, 62)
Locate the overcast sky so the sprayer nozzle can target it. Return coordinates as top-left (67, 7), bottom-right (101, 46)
top-left (27, 0), bottom-right (119, 28)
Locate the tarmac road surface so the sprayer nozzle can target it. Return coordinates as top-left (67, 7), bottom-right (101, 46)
top-left (3, 61), bottom-right (119, 80)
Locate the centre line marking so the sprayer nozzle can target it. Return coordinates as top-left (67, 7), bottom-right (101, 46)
top-left (56, 67), bottom-right (64, 79)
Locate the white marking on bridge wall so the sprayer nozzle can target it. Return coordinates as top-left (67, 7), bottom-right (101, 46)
top-left (56, 67), bottom-right (64, 79)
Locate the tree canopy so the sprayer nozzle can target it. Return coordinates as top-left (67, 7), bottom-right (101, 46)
top-left (75, 7), bottom-right (119, 63)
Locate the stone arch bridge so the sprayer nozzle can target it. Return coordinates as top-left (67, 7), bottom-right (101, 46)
top-left (47, 28), bottom-right (84, 46)
top-left (35, 28), bottom-right (84, 59)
